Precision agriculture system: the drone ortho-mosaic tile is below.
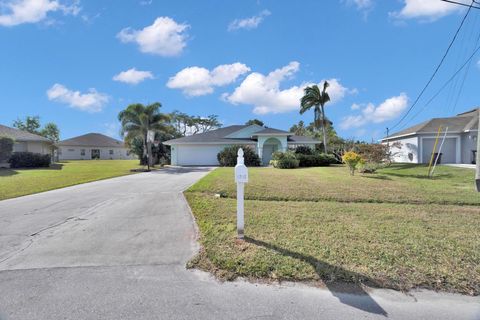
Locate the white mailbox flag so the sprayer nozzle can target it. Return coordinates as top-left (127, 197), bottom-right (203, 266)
top-left (235, 148), bottom-right (248, 239)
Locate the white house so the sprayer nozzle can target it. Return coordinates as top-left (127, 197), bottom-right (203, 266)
top-left (381, 109), bottom-right (478, 164)
top-left (57, 133), bottom-right (136, 160)
top-left (164, 124), bottom-right (319, 166)
top-left (0, 124), bottom-right (53, 156)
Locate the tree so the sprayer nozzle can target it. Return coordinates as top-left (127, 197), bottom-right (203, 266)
top-left (40, 123), bottom-right (60, 142)
top-left (300, 81), bottom-right (331, 153)
top-left (245, 119), bottom-right (264, 126)
top-left (13, 116), bottom-right (41, 134)
top-left (170, 111), bottom-right (222, 137)
top-left (118, 103), bottom-right (170, 170)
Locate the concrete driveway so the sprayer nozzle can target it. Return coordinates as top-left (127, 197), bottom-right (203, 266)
top-left (0, 167), bottom-right (479, 320)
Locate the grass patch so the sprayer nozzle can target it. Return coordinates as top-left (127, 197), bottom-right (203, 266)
top-left (186, 164), bottom-right (480, 295)
top-left (0, 160), bottom-right (142, 200)
top-left (188, 164), bottom-right (479, 205)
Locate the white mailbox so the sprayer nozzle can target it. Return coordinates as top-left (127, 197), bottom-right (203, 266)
top-left (234, 148), bottom-right (248, 239)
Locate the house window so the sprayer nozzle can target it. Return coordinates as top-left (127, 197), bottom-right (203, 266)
top-left (109, 150), bottom-right (114, 155)
top-left (81, 149), bottom-right (85, 156)
top-left (68, 149), bottom-right (75, 152)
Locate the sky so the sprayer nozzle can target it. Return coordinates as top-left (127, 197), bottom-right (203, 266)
top-left (1, 0), bottom-right (480, 141)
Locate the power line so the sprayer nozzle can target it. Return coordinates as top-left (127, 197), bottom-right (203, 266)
top-left (407, 43), bottom-right (480, 123)
top-left (441, 0), bottom-right (480, 9)
top-left (389, 0), bottom-right (475, 131)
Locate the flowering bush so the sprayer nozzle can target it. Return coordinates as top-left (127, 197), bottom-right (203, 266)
top-left (342, 151), bottom-right (363, 176)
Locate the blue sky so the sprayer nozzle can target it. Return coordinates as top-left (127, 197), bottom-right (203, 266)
top-left (1, 0), bottom-right (479, 141)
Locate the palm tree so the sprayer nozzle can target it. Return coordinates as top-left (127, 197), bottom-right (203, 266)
top-left (118, 102), bottom-right (170, 170)
top-left (300, 81), bottom-right (331, 153)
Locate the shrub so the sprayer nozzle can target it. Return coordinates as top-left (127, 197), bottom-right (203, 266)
top-left (271, 151), bottom-right (285, 161)
top-left (358, 161), bottom-right (379, 174)
top-left (217, 145), bottom-right (261, 167)
top-left (342, 151), bottom-right (363, 176)
top-left (9, 152), bottom-right (51, 168)
top-left (271, 151), bottom-right (299, 169)
top-left (296, 153), bottom-right (336, 167)
top-left (0, 136), bottom-right (14, 163)
top-left (294, 145), bottom-right (314, 155)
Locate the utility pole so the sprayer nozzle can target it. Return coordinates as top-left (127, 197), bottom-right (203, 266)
top-left (476, 108), bottom-right (480, 191)
top-left (386, 127), bottom-right (390, 147)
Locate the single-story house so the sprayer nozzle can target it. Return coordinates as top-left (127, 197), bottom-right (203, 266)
top-left (57, 133), bottom-right (136, 160)
top-left (381, 109), bottom-right (478, 164)
top-left (164, 124), bottom-right (319, 166)
top-left (0, 124), bottom-right (53, 156)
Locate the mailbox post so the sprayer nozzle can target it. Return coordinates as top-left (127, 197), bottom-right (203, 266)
top-left (234, 148), bottom-right (248, 239)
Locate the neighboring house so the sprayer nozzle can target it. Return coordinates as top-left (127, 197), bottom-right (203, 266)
top-left (164, 124), bottom-right (319, 166)
top-left (0, 124), bottom-right (53, 156)
top-left (381, 109), bottom-right (478, 164)
top-left (57, 133), bottom-right (136, 160)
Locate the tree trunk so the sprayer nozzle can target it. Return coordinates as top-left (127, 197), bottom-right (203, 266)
top-left (147, 140), bottom-right (153, 170)
top-left (320, 105), bottom-right (328, 154)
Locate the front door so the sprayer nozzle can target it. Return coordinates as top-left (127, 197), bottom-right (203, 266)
top-left (262, 145), bottom-right (277, 165)
top-left (91, 149), bottom-right (100, 159)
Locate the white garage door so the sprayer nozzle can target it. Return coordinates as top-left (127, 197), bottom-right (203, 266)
top-left (421, 138), bottom-right (457, 164)
top-left (177, 145), bottom-right (225, 166)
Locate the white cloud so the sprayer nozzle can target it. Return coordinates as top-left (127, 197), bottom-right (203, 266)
top-left (117, 17), bottom-right (189, 56)
top-left (343, 0), bottom-right (374, 11)
top-left (113, 68), bottom-right (154, 85)
top-left (0, 0), bottom-right (80, 27)
top-left (47, 83), bottom-right (109, 113)
top-left (228, 10), bottom-right (271, 31)
top-left (340, 93), bottom-right (409, 129)
top-left (167, 62), bottom-right (250, 96)
top-left (391, 0), bottom-right (467, 21)
top-left (223, 61), bottom-right (350, 115)
top-left (351, 103), bottom-right (361, 110)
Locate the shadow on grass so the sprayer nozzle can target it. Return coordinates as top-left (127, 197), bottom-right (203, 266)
top-left (383, 172), bottom-right (452, 180)
top-left (362, 175), bottom-right (392, 181)
top-left (0, 168), bottom-right (18, 176)
top-left (244, 237), bottom-right (388, 317)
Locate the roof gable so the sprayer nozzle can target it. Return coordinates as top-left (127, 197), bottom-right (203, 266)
top-left (224, 125), bottom-right (264, 138)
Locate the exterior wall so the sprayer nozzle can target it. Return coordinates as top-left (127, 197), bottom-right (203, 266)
top-left (385, 136), bottom-right (419, 163)
top-left (257, 136), bottom-right (287, 165)
top-left (13, 141), bottom-right (52, 155)
top-left (461, 131), bottom-right (477, 164)
top-left (58, 146), bottom-right (136, 160)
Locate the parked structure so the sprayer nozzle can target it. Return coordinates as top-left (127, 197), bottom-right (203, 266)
top-left (164, 124), bottom-right (318, 166)
top-left (0, 124), bottom-right (53, 156)
top-left (57, 133), bottom-right (136, 160)
top-left (381, 109), bottom-right (478, 164)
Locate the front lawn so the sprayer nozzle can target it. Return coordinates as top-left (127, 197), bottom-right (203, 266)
top-left (185, 164), bottom-right (480, 295)
top-left (0, 160), bottom-right (142, 200)
top-left (189, 164), bottom-right (479, 205)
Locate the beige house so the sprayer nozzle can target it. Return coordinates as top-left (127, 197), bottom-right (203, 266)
top-left (0, 124), bottom-right (53, 157)
top-left (57, 133), bottom-right (136, 160)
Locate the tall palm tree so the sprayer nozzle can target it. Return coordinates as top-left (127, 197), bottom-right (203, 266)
top-left (300, 81), bottom-right (331, 153)
top-left (118, 102), bottom-right (170, 170)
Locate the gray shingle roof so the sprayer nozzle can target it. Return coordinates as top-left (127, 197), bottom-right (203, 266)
top-left (0, 124), bottom-right (51, 142)
top-left (164, 125), bottom-right (319, 145)
top-left (288, 135), bottom-right (318, 143)
top-left (57, 133), bottom-right (125, 147)
top-left (254, 127), bottom-right (290, 135)
top-left (383, 109), bottom-right (479, 140)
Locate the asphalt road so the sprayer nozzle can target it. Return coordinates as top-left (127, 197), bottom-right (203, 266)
top-left (0, 167), bottom-right (479, 320)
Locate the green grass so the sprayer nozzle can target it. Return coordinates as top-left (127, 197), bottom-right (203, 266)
top-left (185, 164), bottom-right (480, 295)
top-left (188, 164), bottom-right (479, 205)
top-left (0, 160), bottom-right (142, 200)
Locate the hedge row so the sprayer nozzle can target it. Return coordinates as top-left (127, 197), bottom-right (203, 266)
top-left (9, 152), bottom-right (51, 168)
